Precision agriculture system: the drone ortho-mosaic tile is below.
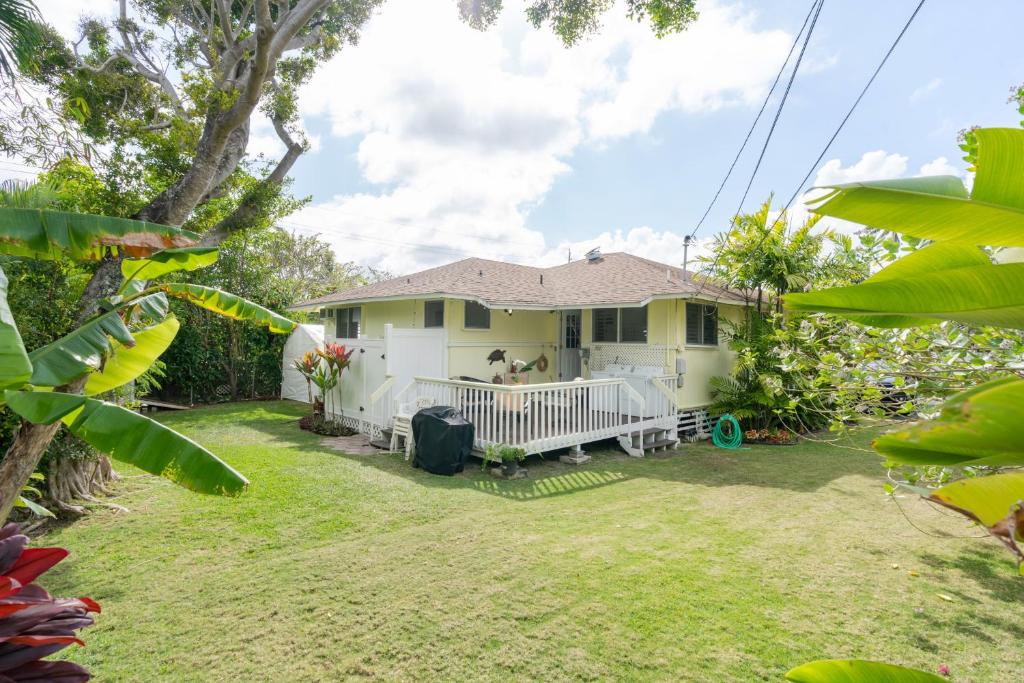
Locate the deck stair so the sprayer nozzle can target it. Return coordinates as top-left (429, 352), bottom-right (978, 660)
top-left (617, 426), bottom-right (679, 457)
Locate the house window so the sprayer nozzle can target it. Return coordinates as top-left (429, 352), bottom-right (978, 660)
top-left (620, 306), bottom-right (648, 343)
top-left (593, 308), bottom-right (617, 342)
top-left (685, 303), bottom-right (718, 345)
top-left (464, 301), bottom-right (490, 329)
top-left (593, 306), bottom-right (647, 343)
top-left (335, 306), bottom-right (361, 339)
top-left (424, 300), bottom-right (444, 328)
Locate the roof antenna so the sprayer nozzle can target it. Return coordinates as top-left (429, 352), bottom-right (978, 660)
top-left (567, 248), bottom-right (571, 263)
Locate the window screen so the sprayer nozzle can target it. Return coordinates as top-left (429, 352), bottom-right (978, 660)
top-left (335, 307), bottom-right (361, 338)
top-left (620, 306), bottom-right (648, 343)
top-left (685, 303), bottom-right (718, 345)
top-left (593, 308), bottom-right (617, 342)
top-left (464, 301), bottom-right (490, 329)
top-left (424, 300), bottom-right (444, 328)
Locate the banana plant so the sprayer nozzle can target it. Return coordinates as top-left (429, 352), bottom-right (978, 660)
top-left (782, 128), bottom-right (1024, 677)
top-left (0, 207), bottom-right (296, 498)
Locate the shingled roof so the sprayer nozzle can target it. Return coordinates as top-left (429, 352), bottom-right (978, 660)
top-left (292, 252), bottom-right (748, 310)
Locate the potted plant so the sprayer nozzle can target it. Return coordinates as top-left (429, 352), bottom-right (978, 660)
top-left (483, 444), bottom-right (527, 476)
top-left (501, 446), bottom-right (527, 475)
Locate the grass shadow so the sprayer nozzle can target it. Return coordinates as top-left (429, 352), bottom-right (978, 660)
top-left (917, 545), bottom-right (1024, 603)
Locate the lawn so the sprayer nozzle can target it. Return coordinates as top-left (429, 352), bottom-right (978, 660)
top-left (39, 401), bottom-right (1022, 682)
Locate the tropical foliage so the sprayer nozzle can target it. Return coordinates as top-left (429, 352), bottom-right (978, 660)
top-left (293, 343), bottom-right (355, 436)
top-left (783, 127), bottom-right (1024, 682)
top-left (0, 206), bottom-right (297, 519)
top-left (0, 521), bottom-right (99, 680)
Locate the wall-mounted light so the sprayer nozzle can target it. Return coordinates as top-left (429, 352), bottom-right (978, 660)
top-left (504, 308), bottom-right (513, 316)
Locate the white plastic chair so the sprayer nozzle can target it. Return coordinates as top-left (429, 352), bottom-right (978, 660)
top-left (390, 396), bottom-right (435, 460)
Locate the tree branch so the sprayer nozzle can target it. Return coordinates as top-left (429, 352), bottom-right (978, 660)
top-left (198, 115), bottom-right (305, 247)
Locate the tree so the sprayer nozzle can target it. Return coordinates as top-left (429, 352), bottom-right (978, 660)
top-left (0, 0), bottom-right (699, 518)
top-left (702, 195), bottom-right (825, 314)
top-left (786, 128), bottom-right (1024, 570)
top-left (0, 0), bottom-right (38, 82)
top-left (0, 206), bottom-right (298, 521)
top-left (459, 0), bottom-right (698, 44)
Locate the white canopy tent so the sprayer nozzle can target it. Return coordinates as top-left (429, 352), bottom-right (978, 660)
top-left (280, 323), bottom-right (324, 403)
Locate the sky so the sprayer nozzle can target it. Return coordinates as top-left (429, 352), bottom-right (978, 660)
top-left (19, 0), bottom-right (1024, 275)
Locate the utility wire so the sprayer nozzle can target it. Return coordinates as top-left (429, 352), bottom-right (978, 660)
top-left (778, 0), bottom-right (928, 219)
top-left (715, 0), bottom-right (928, 293)
top-left (685, 0), bottom-right (821, 242)
top-left (695, 0), bottom-right (825, 297)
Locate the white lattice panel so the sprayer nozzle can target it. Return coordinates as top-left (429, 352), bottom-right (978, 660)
top-left (588, 344), bottom-right (671, 371)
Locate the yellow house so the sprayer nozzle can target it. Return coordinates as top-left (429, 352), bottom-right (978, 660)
top-left (292, 250), bottom-right (750, 458)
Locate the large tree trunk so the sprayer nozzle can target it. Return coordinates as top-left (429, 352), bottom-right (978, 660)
top-left (0, 421), bottom-right (63, 521)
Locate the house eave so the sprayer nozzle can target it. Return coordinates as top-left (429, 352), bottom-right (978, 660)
top-left (291, 290), bottom-right (749, 312)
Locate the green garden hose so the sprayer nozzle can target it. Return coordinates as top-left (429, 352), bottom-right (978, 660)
top-left (711, 414), bottom-right (743, 449)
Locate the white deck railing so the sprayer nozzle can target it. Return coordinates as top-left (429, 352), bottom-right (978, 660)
top-left (395, 376), bottom-right (679, 455)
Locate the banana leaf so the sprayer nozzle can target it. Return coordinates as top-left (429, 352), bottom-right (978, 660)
top-left (158, 283), bottom-right (296, 334)
top-left (14, 496), bottom-right (54, 519)
top-left (806, 128), bottom-right (1024, 246)
top-left (4, 391), bottom-right (248, 496)
top-left (27, 293), bottom-right (169, 388)
top-left (0, 208), bottom-right (198, 261)
top-left (874, 377), bottom-right (1024, 468)
top-left (927, 471), bottom-right (1024, 573)
top-left (83, 316), bottom-right (180, 396)
top-left (786, 659), bottom-right (946, 683)
top-left (0, 266), bottom-right (31, 391)
top-left (783, 245), bottom-right (1024, 329)
top-left (119, 247), bottom-right (219, 292)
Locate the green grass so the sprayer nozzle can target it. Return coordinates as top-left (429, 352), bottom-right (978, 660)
top-left (39, 401), bottom-right (1023, 682)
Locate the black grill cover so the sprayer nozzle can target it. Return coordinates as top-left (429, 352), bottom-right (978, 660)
top-left (411, 406), bottom-right (475, 476)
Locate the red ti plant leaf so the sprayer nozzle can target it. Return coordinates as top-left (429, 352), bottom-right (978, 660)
top-left (0, 660), bottom-right (91, 682)
top-left (0, 537), bottom-right (28, 577)
top-left (0, 637), bottom-right (83, 648)
top-left (0, 580), bottom-right (21, 602)
top-left (5, 550), bottom-right (68, 588)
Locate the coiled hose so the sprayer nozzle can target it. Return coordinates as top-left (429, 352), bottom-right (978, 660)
top-left (712, 414), bottom-right (743, 449)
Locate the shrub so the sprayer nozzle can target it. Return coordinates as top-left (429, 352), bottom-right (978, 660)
top-left (0, 522), bottom-right (99, 680)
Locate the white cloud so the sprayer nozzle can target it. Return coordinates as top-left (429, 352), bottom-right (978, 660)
top-left (782, 151), bottom-right (912, 236)
top-left (292, 0), bottom-right (812, 274)
top-left (538, 228), bottom-right (714, 269)
top-left (917, 156), bottom-right (961, 177)
top-left (910, 77), bottom-right (942, 103)
top-left (813, 150), bottom-right (909, 186)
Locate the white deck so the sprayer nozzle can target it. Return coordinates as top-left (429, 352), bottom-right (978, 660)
top-left (381, 376), bottom-right (679, 456)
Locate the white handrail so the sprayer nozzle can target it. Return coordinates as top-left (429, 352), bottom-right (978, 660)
top-left (369, 375), bottom-right (396, 404)
top-left (412, 375), bottom-right (625, 392)
top-left (651, 376), bottom-right (679, 408)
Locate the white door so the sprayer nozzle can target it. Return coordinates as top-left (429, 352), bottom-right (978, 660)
top-left (388, 327), bottom-right (447, 394)
top-left (559, 310), bottom-right (582, 380)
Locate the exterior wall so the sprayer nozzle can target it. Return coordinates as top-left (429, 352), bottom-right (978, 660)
top-left (326, 298), bottom-right (559, 383)
top-left (325, 296), bottom-right (743, 411)
top-left (674, 301), bottom-right (743, 409)
top-left (578, 299), bottom-right (742, 409)
top-left (445, 299), bottom-right (559, 383)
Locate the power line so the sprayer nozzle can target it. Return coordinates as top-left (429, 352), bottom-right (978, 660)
top-left (778, 0), bottom-right (928, 219)
top-left (715, 0), bottom-right (928, 293)
top-left (686, 0), bottom-right (821, 242)
top-left (695, 0), bottom-right (825, 297)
